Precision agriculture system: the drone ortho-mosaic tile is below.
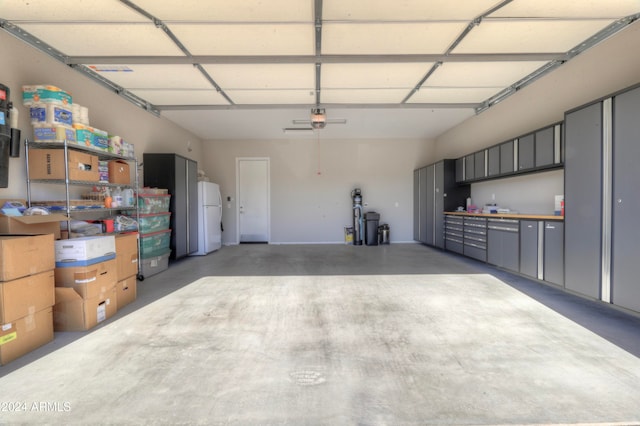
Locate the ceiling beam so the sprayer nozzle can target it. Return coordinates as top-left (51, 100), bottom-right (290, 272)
top-left (155, 103), bottom-right (480, 111)
top-left (64, 53), bottom-right (564, 65)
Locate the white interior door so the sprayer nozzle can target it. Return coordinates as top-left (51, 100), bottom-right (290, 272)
top-left (237, 158), bottom-right (270, 243)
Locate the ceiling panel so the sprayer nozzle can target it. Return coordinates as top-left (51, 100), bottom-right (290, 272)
top-left (426, 62), bottom-right (548, 87)
top-left (452, 19), bottom-right (616, 53)
top-left (324, 0), bottom-right (502, 21)
top-left (18, 23), bottom-right (184, 56)
top-left (408, 87), bottom-right (499, 103)
top-left (169, 24), bottom-right (314, 56)
top-left (132, 89), bottom-right (230, 106)
top-left (225, 90), bottom-right (316, 104)
top-left (0, 0), bottom-right (145, 21)
top-left (489, 0), bottom-right (640, 19)
top-left (86, 65), bottom-right (212, 89)
top-left (321, 89), bottom-right (410, 104)
top-left (323, 22), bottom-right (467, 55)
top-left (133, 0), bottom-right (313, 22)
top-left (203, 64), bottom-right (315, 90)
top-left (322, 63), bottom-right (433, 89)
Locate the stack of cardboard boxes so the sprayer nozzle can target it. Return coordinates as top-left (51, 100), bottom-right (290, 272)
top-left (0, 234), bottom-right (56, 365)
top-left (114, 233), bottom-right (138, 309)
top-left (53, 235), bottom-right (119, 331)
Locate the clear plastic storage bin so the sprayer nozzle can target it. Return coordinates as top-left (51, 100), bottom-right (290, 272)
top-left (137, 194), bottom-right (171, 214)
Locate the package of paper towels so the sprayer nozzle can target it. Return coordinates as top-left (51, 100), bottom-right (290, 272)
top-left (22, 85), bottom-right (72, 106)
top-left (30, 103), bottom-right (73, 126)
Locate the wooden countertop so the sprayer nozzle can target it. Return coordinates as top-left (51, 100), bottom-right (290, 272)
top-left (444, 211), bottom-right (564, 221)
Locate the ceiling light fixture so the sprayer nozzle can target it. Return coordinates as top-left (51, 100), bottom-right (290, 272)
top-left (310, 108), bottom-right (326, 129)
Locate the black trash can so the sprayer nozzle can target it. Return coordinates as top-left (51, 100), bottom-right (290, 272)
top-left (364, 212), bottom-right (380, 246)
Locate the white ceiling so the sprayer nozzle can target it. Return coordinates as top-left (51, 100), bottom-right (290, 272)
top-left (2, 0), bottom-right (639, 140)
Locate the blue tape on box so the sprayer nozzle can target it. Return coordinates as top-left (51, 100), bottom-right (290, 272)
top-left (55, 253), bottom-right (116, 268)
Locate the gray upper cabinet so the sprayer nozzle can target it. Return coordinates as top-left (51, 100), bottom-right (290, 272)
top-left (518, 134), bottom-right (535, 171)
top-left (464, 154), bottom-right (475, 181)
top-left (500, 141), bottom-right (514, 174)
top-left (455, 157), bottom-right (464, 183)
top-left (487, 145), bottom-right (500, 177)
top-left (535, 126), bottom-right (555, 168)
top-left (474, 150), bottom-right (486, 180)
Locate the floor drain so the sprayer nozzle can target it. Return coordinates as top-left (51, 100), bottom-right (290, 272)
top-left (289, 368), bottom-right (326, 386)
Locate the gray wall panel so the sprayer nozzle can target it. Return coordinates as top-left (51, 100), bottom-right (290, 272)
top-left (612, 86), bottom-right (640, 311)
top-left (564, 102), bottom-right (602, 299)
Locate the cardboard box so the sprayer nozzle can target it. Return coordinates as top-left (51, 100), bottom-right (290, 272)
top-left (0, 307), bottom-right (54, 365)
top-left (0, 202), bottom-right (67, 239)
top-left (108, 160), bottom-right (130, 185)
top-left (115, 233), bottom-right (139, 280)
top-left (54, 258), bottom-right (117, 300)
top-left (116, 275), bottom-right (137, 310)
top-left (53, 287), bottom-right (117, 332)
top-left (0, 234), bottom-right (55, 282)
top-left (54, 235), bottom-right (115, 266)
top-left (0, 270), bottom-right (55, 324)
top-left (28, 149), bottom-right (99, 182)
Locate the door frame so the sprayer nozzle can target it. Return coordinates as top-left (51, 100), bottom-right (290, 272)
top-left (236, 157), bottom-right (271, 244)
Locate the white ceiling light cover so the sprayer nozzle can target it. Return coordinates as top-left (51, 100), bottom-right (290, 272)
top-left (489, 0), bottom-right (640, 19)
top-left (408, 87), bottom-right (500, 104)
top-left (86, 64), bottom-right (213, 89)
top-left (453, 19), bottom-right (616, 53)
top-left (322, 63), bottom-right (433, 89)
top-left (18, 23), bottom-right (184, 56)
top-left (324, 0), bottom-right (503, 21)
top-left (132, 89), bottom-right (230, 106)
top-left (426, 62), bottom-right (548, 87)
top-left (133, 0), bottom-right (314, 22)
top-left (225, 90), bottom-right (316, 105)
top-left (322, 89), bottom-right (410, 104)
top-left (203, 64), bottom-right (315, 90)
top-left (169, 24), bottom-right (314, 56)
top-left (323, 22), bottom-right (467, 54)
top-left (0, 0), bottom-right (145, 21)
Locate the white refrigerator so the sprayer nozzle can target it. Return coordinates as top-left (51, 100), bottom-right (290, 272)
top-left (193, 181), bottom-right (222, 255)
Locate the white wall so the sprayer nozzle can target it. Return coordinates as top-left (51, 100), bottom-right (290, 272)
top-left (0, 30), bottom-right (203, 201)
top-left (470, 169), bottom-right (564, 215)
top-left (202, 137), bottom-right (435, 244)
top-left (435, 20), bottom-right (640, 214)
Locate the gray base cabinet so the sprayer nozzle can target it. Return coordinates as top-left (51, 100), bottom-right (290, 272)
top-left (544, 221), bottom-right (564, 286)
top-left (519, 220), bottom-right (539, 279)
top-left (463, 217), bottom-right (487, 262)
top-left (487, 219), bottom-right (519, 272)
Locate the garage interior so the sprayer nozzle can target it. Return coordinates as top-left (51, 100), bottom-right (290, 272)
top-left (2, 1), bottom-right (640, 424)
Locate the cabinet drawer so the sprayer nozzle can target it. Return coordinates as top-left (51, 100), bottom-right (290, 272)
top-left (445, 215), bottom-right (463, 225)
top-left (446, 239), bottom-right (464, 254)
top-left (487, 218), bottom-right (519, 232)
top-left (464, 244), bottom-right (487, 261)
top-left (464, 233), bottom-right (487, 244)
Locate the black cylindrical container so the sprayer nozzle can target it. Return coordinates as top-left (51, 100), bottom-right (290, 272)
top-left (364, 211), bottom-right (380, 246)
top-left (352, 188), bottom-right (363, 245)
top-left (10, 128), bottom-right (20, 157)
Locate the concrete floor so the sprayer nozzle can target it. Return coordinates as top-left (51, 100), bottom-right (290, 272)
top-left (2, 243), bottom-right (640, 425)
